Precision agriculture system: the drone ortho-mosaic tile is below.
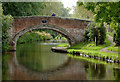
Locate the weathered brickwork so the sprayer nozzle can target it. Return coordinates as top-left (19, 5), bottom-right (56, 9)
top-left (9, 16), bottom-right (92, 50)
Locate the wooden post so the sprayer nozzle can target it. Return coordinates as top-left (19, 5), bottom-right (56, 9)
top-left (95, 36), bottom-right (97, 46)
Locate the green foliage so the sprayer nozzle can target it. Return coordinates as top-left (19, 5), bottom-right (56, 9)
top-left (2, 2), bottom-right (46, 16)
top-left (61, 7), bottom-right (71, 17)
top-left (42, 2), bottom-right (70, 17)
top-left (77, 2), bottom-right (120, 45)
top-left (2, 13), bottom-right (13, 53)
top-left (114, 28), bottom-right (120, 46)
top-left (17, 31), bottom-right (53, 44)
top-left (57, 43), bottom-right (68, 47)
top-left (37, 29), bottom-right (59, 38)
top-left (1, 3), bottom-right (13, 53)
top-left (37, 29), bottom-right (67, 40)
top-left (107, 32), bottom-right (113, 37)
top-left (107, 45), bottom-right (118, 52)
top-left (54, 34), bottom-right (67, 40)
top-left (85, 23), bottom-right (106, 45)
top-left (69, 36), bottom-right (111, 50)
top-left (67, 49), bottom-right (119, 61)
top-left (2, 2), bottom-right (70, 17)
top-left (97, 25), bottom-right (106, 44)
top-left (84, 28), bottom-right (90, 41)
top-left (88, 23), bottom-right (97, 41)
top-left (72, 4), bottom-right (93, 20)
top-left (68, 53), bottom-right (119, 69)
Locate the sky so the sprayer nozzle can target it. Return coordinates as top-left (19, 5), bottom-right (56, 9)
top-left (61, 0), bottom-right (78, 14)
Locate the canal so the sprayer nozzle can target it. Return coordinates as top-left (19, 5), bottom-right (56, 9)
top-left (2, 41), bottom-right (120, 80)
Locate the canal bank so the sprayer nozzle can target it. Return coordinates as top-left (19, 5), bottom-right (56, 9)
top-left (51, 47), bottom-right (120, 64)
top-left (52, 34), bottom-right (120, 64)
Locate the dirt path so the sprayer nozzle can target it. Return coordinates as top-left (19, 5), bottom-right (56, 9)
top-left (100, 34), bottom-right (118, 54)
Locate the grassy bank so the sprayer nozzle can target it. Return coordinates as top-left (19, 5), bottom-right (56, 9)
top-left (107, 45), bottom-right (119, 52)
top-left (57, 36), bottom-right (111, 51)
top-left (67, 49), bottom-right (119, 60)
top-left (57, 35), bottom-right (119, 62)
top-left (106, 32), bottom-right (119, 52)
top-left (68, 53), bottom-right (120, 68)
top-left (68, 36), bottom-right (111, 50)
top-left (57, 43), bottom-right (69, 47)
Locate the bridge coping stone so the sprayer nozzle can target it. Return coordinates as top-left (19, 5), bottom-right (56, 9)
top-left (13, 16), bottom-right (93, 22)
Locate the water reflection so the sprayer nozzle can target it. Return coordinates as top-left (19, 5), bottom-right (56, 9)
top-left (2, 41), bottom-right (120, 80)
top-left (84, 63), bottom-right (106, 79)
top-left (113, 68), bottom-right (120, 80)
top-left (16, 42), bottom-right (69, 72)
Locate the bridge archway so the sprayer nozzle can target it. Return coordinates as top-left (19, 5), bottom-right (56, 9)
top-left (11, 24), bottom-right (76, 50)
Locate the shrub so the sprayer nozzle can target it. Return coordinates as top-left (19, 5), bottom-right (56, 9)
top-left (17, 31), bottom-right (53, 44)
top-left (2, 15), bottom-right (13, 53)
top-left (97, 26), bottom-right (106, 44)
top-left (84, 22), bottom-right (106, 45)
top-left (114, 29), bottom-right (120, 46)
top-left (84, 29), bottom-right (90, 41)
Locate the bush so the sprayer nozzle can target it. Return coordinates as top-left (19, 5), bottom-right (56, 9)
top-left (114, 29), bottom-right (120, 46)
top-left (84, 23), bottom-right (106, 45)
top-left (17, 31), bottom-right (53, 44)
top-left (2, 15), bottom-right (13, 53)
top-left (84, 29), bottom-right (90, 41)
top-left (97, 26), bottom-right (106, 44)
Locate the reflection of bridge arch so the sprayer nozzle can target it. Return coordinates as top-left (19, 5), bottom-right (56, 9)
top-left (9, 16), bottom-right (92, 50)
top-left (9, 52), bottom-right (86, 80)
top-left (10, 52), bottom-right (72, 80)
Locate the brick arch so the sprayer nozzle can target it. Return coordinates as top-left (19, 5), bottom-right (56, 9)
top-left (11, 24), bottom-right (76, 50)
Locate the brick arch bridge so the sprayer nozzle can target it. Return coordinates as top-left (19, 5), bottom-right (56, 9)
top-left (9, 16), bottom-right (92, 50)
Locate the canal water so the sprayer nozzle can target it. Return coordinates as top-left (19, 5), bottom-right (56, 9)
top-left (2, 41), bottom-right (120, 80)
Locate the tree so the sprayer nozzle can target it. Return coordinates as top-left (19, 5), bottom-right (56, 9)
top-left (61, 7), bottom-right (71, 17)
top-left (77, 1), bottom-right (120, 46)
top-left (2, 2), bottom-right (70, 17)
top-left (84, 22), bottom-right (106, 45)
top-left (2, 2), bottom-right (46, 16)
top-left (42, 2), bottom-right (70, 17)
top-left (72, 5), bottom-right (93, 20)
top-left (1, 2), bottom-right (13, 53)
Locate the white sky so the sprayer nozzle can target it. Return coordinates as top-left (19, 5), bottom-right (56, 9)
top-left (61, 0), bottom-right (78, 14)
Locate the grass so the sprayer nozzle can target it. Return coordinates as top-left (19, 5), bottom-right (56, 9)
top-left (68, 36), bottom-right (111, 51)
top-left (57, 43), bottom-right (69, 47)
top-left (106, 32), bottom-right (119, 52)
top-left (68, 49), bottom-right (119, 59)
top-left (57, 35), bottom-right (119, 61)
top-left (107, 45), bottom-right (119, 52)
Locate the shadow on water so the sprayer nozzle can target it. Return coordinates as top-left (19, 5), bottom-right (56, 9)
top-left (2, 41), bottom-right (120, 80)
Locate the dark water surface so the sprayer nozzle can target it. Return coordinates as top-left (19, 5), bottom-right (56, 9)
top-left (2, 41), bottom-right (120, 80)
